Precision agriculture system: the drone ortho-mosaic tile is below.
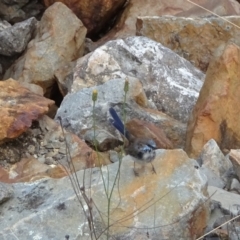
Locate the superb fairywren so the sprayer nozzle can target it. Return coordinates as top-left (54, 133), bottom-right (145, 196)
top-left (109, 107), bottom-right (157, 174)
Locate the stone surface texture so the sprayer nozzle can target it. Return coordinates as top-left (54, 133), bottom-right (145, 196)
top-left (0, 79), bottom-right (54, 143)
top-left (200, 139), bottom-right (232, 177)
top-left (0, 0), bottom-right (44, 23)
top-left (136, 16), bottom-right (240, 72)
top-left (0, 115), bottom-right (106, 183)
top-left (0, 17), bottom-right (37, 56)
top-left (229, 149), bottom-right (240, 181)
top-left (95, 0), bottom-right (240, 47)
top-left (0, 149), bottom-right (210, 239)
top-left (198, 139), bottom-right (232, 188)
top-left (43, 0), bottom-right (127, 37)
top-left (72, 36), bottom-right (205, 124)
top-left (4, 2), bottom-right (87, 94)
top-left (55, 77), bottom-right (186, 148)
top-left (0, 183), bottom-right (13, 204)
top-left (185, 43), bottom-right (240, 158)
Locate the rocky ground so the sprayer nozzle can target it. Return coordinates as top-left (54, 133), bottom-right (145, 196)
top-left (1, 0), bottom-right (240, 239)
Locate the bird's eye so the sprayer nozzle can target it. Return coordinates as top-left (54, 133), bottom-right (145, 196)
top-left (137, 152), bottom-right (143, 158)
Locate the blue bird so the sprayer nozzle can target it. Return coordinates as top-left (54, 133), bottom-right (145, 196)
top-left (109, 107), bottom-right (157, 174)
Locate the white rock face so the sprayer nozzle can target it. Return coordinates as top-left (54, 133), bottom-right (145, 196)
top-left (73, 36), bottom-right (205, 123)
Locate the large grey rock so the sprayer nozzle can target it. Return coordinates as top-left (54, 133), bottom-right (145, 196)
top-left (0, 149), bottom-right (210, 239)
top-left (55, 77), bottom-right (186, 149)
top-left (0, 17), bottom-right (37, 56)
top-left (55, 77), bottom-right (141, 136)
top-left (72, 36), bottom-right (205, 123)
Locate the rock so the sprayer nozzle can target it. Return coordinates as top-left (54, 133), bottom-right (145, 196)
top-left (0, 79), bottom-right (54, 143)
top-left (43, 0), bottom-right (127, 37)
top-left (8, 157), bottom-right (56, 182)
top-left (0, 114), bottom-right (106, 183)
top-left (229, 149), bottom-right (240, 181)
top-left (55, 77), bottom-right (185, 148)
top-left (95, 0), bottom-right (240, 48)
top-left (230, 178), bottom-right (240, 194)
top-left (211, 186), bottom-right (240, 210)
top-left (56, 77), bottom-right (147, 135)
top-left (109, 150), bottom-right (120, 163)
top-left (136, 16), bottom-right (240, 72)
top-left (72, 36), bottom-right (204, 123)
top-left (177, 0), bottom-right (240, 17)
top-left (0, 0), bottom-right (44, 23)
top-left (207, 186), bottom-right (240, 238)
top-left (151, 109), bottom-right (187, 148)
top-left (0, 20), bottom-right (11, 31)
top-left (198, 139), bottom-right (232, 188)
top-left (0, 17), bottom-right (37, 57)
top-left (4, 2), bottom-right (87, 94)
top-left (0, 149), bottom-right (209, 239)
top-left (0, 183), bottom-right (13, 204)
top-left (54, 61), bottom-right (76, 96)
top-left (87, 107), bottom-right (174, 151)
top-left (185, 43), bottom-right (240, 158)
top-left (200, 167), bottom-right (225, 189)
top-left (84, 129), bottom-right (122, 152)
top-left (37, 115), bottom-right (103, 170)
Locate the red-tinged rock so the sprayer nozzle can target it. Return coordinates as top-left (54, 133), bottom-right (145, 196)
top-left (0, 79), bottom-right (54, 143)
top-left (185, 43), bottom-right (240, 158)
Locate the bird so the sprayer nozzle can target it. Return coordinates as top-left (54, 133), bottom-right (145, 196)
top-left (109, 107), bottom-right (157, 175)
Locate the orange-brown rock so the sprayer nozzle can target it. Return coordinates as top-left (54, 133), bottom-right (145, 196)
top-left (0, 79), bottom-right (54, 143)
top-left (43, 0), bottom-right (127, 37)
top-left (126, 118), bottom-right (173, 149)
top-left (0, 157), bottom-right (70, 183)
top-left (136, 15), bottom-right (240, 72)
top-left (185, 43), bottom-right (240, 158)
top-left (95, 0), bottom-right (240, 48)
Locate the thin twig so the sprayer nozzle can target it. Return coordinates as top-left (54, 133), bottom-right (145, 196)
top-left (196, 214), bottom-right (240, 240)
top-left (186, 0), bottom-right (240, 29)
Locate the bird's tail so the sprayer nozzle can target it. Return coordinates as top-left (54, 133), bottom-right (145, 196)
top-left (109, 107), bottom-right (130, 139)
